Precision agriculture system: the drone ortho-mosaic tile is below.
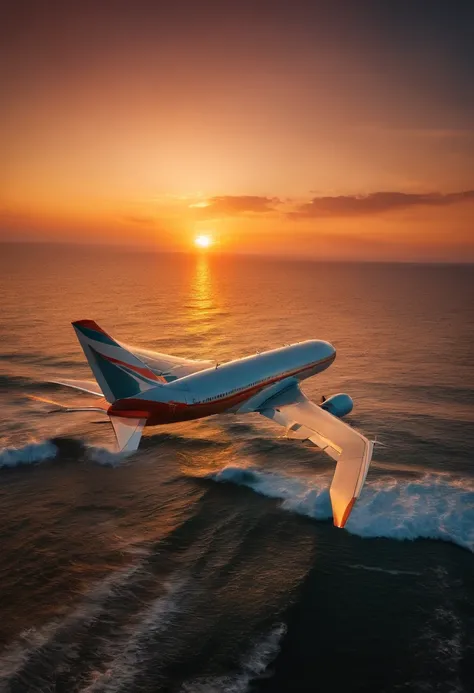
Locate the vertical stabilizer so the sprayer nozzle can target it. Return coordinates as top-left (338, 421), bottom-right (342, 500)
top-left (72, 320), bottom-right (165, 403)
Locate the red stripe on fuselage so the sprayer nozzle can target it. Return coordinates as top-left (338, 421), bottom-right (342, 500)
top-left (109, 352), bottom-right (335, 425)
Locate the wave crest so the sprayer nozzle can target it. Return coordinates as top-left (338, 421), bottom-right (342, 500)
top-left (211, 465), bottom-right (474, 552)
top-left (0, 438), bottom-right (124, 469)
top-left (0, 441), bottom-right (58, 468)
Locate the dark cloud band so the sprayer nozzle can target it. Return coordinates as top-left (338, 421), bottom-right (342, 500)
top-left (289, 190), bottom-right (474, 219)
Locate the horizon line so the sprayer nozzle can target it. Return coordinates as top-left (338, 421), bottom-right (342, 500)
top-left (0, 240), bottom-right (473, 266)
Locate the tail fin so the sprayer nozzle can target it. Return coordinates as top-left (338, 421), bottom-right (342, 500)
top-left (72, 320), bottom-right (165, 403)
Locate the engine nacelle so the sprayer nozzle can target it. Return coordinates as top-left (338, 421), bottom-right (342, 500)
top-left (320, 393), bottom-right (353, 418)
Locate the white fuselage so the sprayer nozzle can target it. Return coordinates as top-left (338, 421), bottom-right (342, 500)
top-left (175, 340), bottom-right (335, 403)
top-left (110, 340), bottom-right (336, 425)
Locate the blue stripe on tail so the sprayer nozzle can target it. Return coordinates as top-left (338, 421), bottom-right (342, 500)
top-left (75, 324), bottom-right (117, 346)
top-left (89, 347), bottom-right (143, 401)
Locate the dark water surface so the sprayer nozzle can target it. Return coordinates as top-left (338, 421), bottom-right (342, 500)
top-left (0, 244), bottom-right (473, 692)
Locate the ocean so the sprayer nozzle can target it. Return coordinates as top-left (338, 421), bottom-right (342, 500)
top-left (0, 243), bottom-right (473, 693)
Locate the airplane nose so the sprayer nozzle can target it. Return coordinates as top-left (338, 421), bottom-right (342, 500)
top-left (317, 340), bottom-right (336, 360)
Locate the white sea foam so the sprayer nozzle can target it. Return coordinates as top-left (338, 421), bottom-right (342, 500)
top-left (81, 576), bottom-right (187, 693)
top-left (0, 438), bottom-right (126, 469)
top-left (181, 623), bottom-right (286, 693)
top-left (86, 444), bottom-right (127, 467)
top-left (0, 440), bottom-right (58, 468)
top-left (211, 465), bottom-right (474, 552)
top-left (212, 466), bottom-right (332, 519)
top-left (0, 563), bottom-right (144, 683)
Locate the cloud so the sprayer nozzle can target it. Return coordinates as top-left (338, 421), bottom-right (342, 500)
top-left (289, 190), bottom-right (474, 219)
top-left (193, 195), bottom-right (280, 218)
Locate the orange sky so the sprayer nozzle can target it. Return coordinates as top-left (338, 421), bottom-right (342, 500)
top-left (1, 2), bottom-right (474, 261)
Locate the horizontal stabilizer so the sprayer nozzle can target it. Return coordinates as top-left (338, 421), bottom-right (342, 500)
top-left (27, 396), bottom-right (145, 451)
top-left (27, 394), bottom-right (107, 414)
top-left (109, 415), bottom-right (146, 453)
top-left (50, 379), bottom-right (104, 396)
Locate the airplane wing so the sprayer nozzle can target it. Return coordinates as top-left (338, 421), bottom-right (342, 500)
top-left (123, 345), bottom-right (215, 382)
top-left (259, 384), bottom-right (373, 528)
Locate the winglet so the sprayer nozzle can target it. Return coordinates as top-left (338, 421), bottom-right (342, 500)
top-left (332, 497), bottom-right (356, 528)
top-left (330, 439), bottom-right (373, 528)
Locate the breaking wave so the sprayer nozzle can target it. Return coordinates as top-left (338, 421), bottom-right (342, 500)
top-left (0, 438), bottom-right (125, 469)
top-left (211, 466), bottom-right (474, 552)
top-left (85, 445), bottom-right (127, 467)
top-left (0, 441), bottom-right (58, 468)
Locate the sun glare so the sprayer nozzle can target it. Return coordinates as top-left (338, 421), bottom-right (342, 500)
top-left (194, 234), bottom-right (213, 249)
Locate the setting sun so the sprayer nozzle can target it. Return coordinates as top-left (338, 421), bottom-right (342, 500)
top-left (194, 234), bottom-right (213, 249)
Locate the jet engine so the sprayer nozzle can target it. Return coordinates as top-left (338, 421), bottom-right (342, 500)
top-left (320, 393), bottom-right (353, 418)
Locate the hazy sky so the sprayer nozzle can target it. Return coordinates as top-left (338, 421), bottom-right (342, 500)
top-left (1, 0), bottom-right (474, 260)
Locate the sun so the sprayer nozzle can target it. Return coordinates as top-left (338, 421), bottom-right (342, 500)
top-left (194, 234), bottom-right (213, 249)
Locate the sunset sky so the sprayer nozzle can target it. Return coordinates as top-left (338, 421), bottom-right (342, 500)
top-left (1, 1), bottom-right (474, 261)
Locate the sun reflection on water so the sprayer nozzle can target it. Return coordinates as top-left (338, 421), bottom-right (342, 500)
top-left (193, 255), bottom-right (213, 314)
top-left (185, 255), bottom-right (218, 345)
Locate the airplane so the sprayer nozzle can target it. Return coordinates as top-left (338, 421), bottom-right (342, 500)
top-left (35, 320), bottom-right (374, 528)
